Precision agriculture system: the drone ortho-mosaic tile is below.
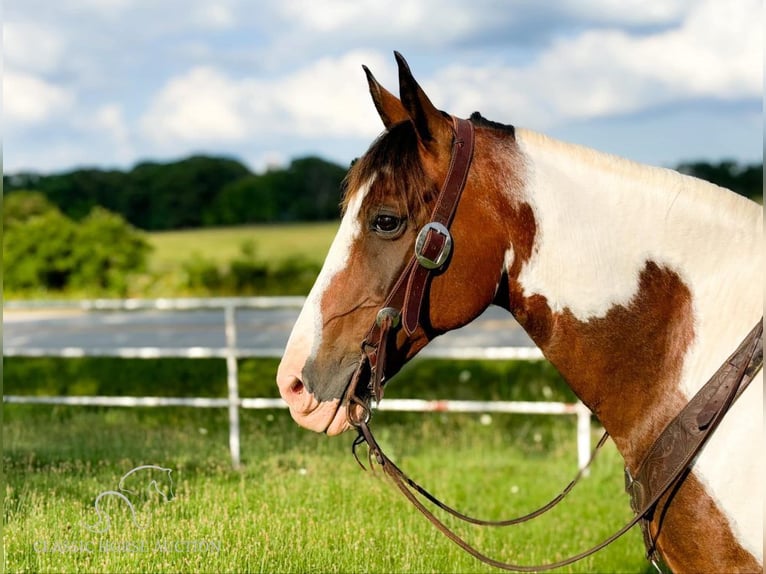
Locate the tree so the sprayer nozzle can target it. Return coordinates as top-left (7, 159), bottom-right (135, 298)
top-left (128, 155), bottom-right (251, 229)
top-left (202, 156), bottom-right (347, 224)
top-left (283, 156), bottom-right (347, 220)
top-left (3, 155), bottom-right (253, 230)
top-left (203, 174), bottom-right (281, 225)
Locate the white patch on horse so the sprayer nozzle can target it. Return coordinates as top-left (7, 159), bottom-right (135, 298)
top-left (281, 179), bottom-right (371, 372)
top-left (513, 129), bottom-right (758, 322)
top-left (511, 128), bottom-right (763, 560)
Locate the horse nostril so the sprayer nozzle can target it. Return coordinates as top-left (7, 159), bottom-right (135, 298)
top-left (289, 378), bottom-right (305, 396)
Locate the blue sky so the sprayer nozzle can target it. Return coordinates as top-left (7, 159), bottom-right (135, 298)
top-left (4, 0), bottom-right (762, 174)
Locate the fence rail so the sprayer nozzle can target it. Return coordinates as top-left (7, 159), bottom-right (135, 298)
top-left (3, 297), bottom-right (590, 470)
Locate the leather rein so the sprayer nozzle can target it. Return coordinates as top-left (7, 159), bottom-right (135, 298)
top-left (342, 115), bottom-right (764, 571)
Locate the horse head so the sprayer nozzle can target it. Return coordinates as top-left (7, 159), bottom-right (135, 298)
top-left (277, 53), bottom-right (524, 434)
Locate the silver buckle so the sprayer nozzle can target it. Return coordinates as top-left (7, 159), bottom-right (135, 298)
top-left (375, 307), bottom-right (401, 329)
top-left (415, 222), bottom-right (452, 269)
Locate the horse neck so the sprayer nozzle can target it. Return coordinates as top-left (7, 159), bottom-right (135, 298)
top-left (501, 129), bottom-right (763, 468)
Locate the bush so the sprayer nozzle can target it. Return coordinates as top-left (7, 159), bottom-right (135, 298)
top-left (271, 256), bottom-right (321, 294)
top-left (69, 207), bottom-right (151, 293)
top-left (3, 190), bottom-right (58, 224)
top-left (4, 208), bottom-right (79, 290)
top-left (3, 199), bottom-right (151, 296)
top-left (181, 253), bottom-right (225, 292)
top-left (177, 241), bottom-right (320, 296)
top-left (227, 240), bottom-right (269, 291)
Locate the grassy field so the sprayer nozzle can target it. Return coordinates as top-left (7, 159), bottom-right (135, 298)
top-left (4, 403), bottom-right (650, 574)
top-left (6, 221), bottom-right (652, 572)
top-left (147, 222), bottom-right (339, 271)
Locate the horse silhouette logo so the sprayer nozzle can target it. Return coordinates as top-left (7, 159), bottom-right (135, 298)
top-left (82, 465), bottom-right (174, 533)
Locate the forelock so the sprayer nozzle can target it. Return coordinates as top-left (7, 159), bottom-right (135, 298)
top-left (342, 121), bottom-right (435, 221)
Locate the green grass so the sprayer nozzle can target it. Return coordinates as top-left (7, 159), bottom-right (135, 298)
top-left (147, 222), bottom-right (339, 271)
top-left (4, 404), bottom-right (649, 574)
top-left (3, 346), bottom-right (648, 572)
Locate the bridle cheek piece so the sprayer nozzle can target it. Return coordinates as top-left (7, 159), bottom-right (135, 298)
top-left (344, 115), bottom-right (475, 410)
top-left (340, 115), bottom-right (764, 572)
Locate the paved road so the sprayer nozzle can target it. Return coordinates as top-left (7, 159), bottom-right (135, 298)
top-left (4, 305), bottom-right (534, 356)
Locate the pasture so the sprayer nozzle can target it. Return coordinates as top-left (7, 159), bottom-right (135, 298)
top-left (147, 222), bottom-right (339, 271)
top-left (4, 358), bottom-right (650, 573)
top-left (7, 223), bottom-right (650, 572)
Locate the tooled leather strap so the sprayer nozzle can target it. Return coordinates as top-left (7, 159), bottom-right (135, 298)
top-left (626, 318), bottom-right (763, 560)
top-left (357, 116), bottom-right (475, 401)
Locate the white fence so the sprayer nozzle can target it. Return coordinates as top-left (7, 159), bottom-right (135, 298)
top-left (3, 297), bottom-right (592, 470)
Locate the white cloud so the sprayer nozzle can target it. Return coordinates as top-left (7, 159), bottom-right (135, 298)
top-left (192, 3), bottom-right (236, 30)
top-left (275, 52), bottom-right (393, 136)
top-left (140, 50), bottom-right (391, 148)
top-left (4, 22), bottom-right (67, 74)
top-left (280, 0), bottom-right (429, 34)
top-left (140, 67), bottom-right (249, 144)
top-left (430, 0), bottom-right (761, 128)
top-left (278, 0), bottom-right (697, 43)
top-left (90, 104), bottom-right (135, 162)
top-left (61, 0), bottom-right (132, 9)
top-left (558, 0), bottom-right (696, 26)
top-left (4, 71), bottom-right (75, 125)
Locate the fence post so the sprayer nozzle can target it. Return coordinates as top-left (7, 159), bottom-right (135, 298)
top-left (224, 303), bottom-right (241, 469)
top-left (575, 401), bottom-right (591, 475)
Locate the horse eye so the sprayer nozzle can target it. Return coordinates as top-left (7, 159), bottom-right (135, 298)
top-left (372, 213), bottom-right (404, 236)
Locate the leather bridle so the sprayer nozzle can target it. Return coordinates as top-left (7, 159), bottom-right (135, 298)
top-left (341, 114), bottom-right (764, 571)
top-left (345, 115), bottom-right (475, 415)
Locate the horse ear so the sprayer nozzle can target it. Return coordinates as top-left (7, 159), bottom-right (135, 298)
top-left (364, 65), bottom-right (408, 129)
top-left (394, 51), bottom-right (452, 154)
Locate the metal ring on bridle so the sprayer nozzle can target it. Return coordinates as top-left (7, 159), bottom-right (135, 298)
top-left (347, 394), bottom-right (372, 428)
top-left (415, 222), bottom-right (452, 269)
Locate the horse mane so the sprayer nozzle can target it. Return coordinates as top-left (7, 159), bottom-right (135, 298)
top-left (469, 111), bottom-right (515, 136)
top-left (517, 128), bottom-right (758, 227)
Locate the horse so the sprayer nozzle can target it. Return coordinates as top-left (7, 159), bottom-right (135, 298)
top-left (277, 52), bottom-right (763, 573)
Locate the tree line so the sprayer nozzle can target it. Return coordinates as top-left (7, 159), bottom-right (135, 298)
top-left (3, 155), bottom-right (348, 230)
top-left (4, 155), bottom-right (761, 231)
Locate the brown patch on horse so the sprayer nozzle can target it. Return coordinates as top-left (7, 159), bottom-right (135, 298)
top-left (508, 261), bottom-right (760, 570)
top-left (540, 261), bottom-right (694, 467)
top-left (652, 473), bottom-right (761, 573)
